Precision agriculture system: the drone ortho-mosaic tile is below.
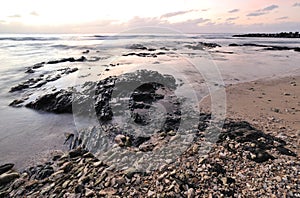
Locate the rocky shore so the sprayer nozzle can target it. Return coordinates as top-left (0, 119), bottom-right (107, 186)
top-left (0, 116), bottom-right (298, 197)
top-left (2, 74), bottom-right (300, 197)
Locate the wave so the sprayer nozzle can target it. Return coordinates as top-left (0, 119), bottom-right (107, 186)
top-left (0, 37), bottom-right (60, 41)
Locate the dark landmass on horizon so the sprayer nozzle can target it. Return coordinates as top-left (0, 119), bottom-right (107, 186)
top-left (233, 32), bottom-right (300, 38)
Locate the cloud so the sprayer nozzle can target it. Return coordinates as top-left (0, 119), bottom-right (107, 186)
top-left (293, 2), bottom-right (300, 7)
top-left (247, 11), bottom-right (267, 17)
top-left (201, 9), bottom-right (209, 12)
top-left (8, 14), bottom-right (21, 18)
top-left (0, 20), bottom-right (6, 23)
top-left (228, 9), bottom-right (239, 13)
top-left (226, 17), bottom-right (239, 21)
top-left (276, 16), bottom-right (288, 20)
top-left (30, 11), bottom-right (39, 16)
top-left (247, 4), bottom-right (278, 17)
top-left (262, 5), bottom-right (278, 11)
top-left (160, 10), bottom-right (195, 18)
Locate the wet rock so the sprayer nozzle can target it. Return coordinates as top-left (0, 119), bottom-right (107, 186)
top-left (25, 89), bottom-right (73, 113)
top-left (128, 44), bottom-right (147, 50)
top-left (32, 62), bottom-right (45, 69)
top-left (68, 148), bottom-right (86, 158)
top-left (228, 43), bottom-right (300, 52)
top-left (185, 42), bottom-right (221, 50)
top-left (0, 172), bottom-right (19, 185)
top-left (36, 168), bottom-right (54, 180)
top-left (47, 56), bottom-right (86, 64)
top-left (25, 68), bottom-right (35, 73)
top-left (0, 164), bottom-right (14, 175)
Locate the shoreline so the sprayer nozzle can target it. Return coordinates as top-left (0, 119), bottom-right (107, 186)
top-left (201, 74), bottom-right (299, 148)
top-left (1, 73), bottom-right (299, 197)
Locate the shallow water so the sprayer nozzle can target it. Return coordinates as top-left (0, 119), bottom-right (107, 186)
top-left (0, 33), bottom-right (299, 169)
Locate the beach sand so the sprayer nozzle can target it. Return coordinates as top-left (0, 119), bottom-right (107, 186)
top-left (200, 75), bottom-right (300, 152)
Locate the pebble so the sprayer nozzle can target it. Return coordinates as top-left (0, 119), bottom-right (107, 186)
top-left (187, 188), bottom-right (195, 198)
top-left (0, 172), bottom-right (19, 185)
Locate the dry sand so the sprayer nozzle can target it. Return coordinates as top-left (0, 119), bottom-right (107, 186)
top-left (200, 75), bottom-right (300, 154)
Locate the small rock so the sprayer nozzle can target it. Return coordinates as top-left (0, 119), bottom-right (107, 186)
top-left (148, 190), bottom-right (155, 197)
top-left (274, 176), bottom-right (282, 182)
top-left (187, 188), bottom-right (195, 198)
top-left (74, 184), bottom-right (85, 194)
top-left (0, 172), bottom-right (20, 185)
top-left (69, 147), bottom-right (87, 158)
top-left (85, 188), bottom-right (95, 197)
top-left (60, 162), bottom-right (73, 173)
top-left (62, 180), bottom-right (70, 188)
top-left (115, 134), bottom-right (126, 147)
top-left (93, 161), bottom-right (103, 167)
top-left (0, 163), bottom-right (14, 174)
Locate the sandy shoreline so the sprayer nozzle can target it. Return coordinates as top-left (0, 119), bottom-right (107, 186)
top-left (201, 74), bottom-right (299, 152)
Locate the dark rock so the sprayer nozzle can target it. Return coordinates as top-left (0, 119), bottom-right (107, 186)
top-left (35, 166), bottom-right (54, 180)
top-left (25, 89), bottom-right (73, 113)
top-left (185, 42), bottom-right (221, 50)
top-left (128, 44), bottom-right (147, 50)
top-left (47, 56), bottom-right (86, 64)
top-left (10, 83), bottom-right (29, 92)
top-left (63, 67), bottom-right (78, 75)
top-left (218, 119), bottom-right (293, 163)
top-left (75, 184), bottom-right (85, 194)
top-left (0, 172), bottom-right (19, 185)
top-left (0, 190), bottom-right (9, 197)
top-left (69, 147), bottom-right (87, 158)
top-left (247, 149), bottom-right (275, 163)
top-left (160, 47), bottom-right (170, 51)
top-left (228, 43), bottom-right (240, 47)
top-left (82, 50), bottom-right (90, 54)
top-left (276, 146), bottom-right (296, 157)
top-left (229, 43), bottom-right (300, 52)
top-left (9, 99), bottom-right (26, 107)
top-left (46, 74), bottom-right (61, 82)
top-left (0, 163), bottom-right (14, 175)
top-left (209, 163), bottom-right (226, 175)
top-left (25, 68), bottom-right (35, 73)
top-left (32, 62), bottom-right (45, 69)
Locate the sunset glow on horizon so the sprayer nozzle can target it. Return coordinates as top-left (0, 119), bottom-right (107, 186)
top-left (0, 0), bottom-right (299, 33)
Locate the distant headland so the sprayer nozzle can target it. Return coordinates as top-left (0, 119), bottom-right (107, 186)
top-left (233, 32), bottom-right (300, 38)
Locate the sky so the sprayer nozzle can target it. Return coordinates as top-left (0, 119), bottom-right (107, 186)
top-left (0, 0), bottom-right (299, 33)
